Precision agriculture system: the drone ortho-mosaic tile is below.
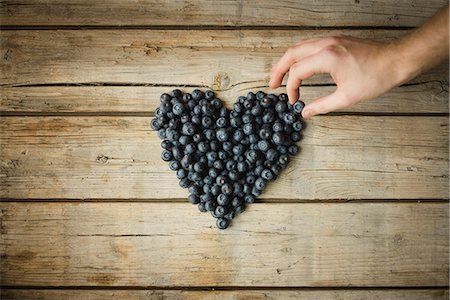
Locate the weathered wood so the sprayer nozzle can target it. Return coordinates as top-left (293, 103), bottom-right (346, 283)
top-left (1, 81), bottom-right (448, 113)
top-left (1, 289), bottom-right (449, 300)
top-left (0, 0), bottom-right (447, 27)
top-left (1, 30), bottom-right (448, 87)
top-left (0, 116), bottom-right (447, 200)
top-left (1, 202), bottom-right (448, 286)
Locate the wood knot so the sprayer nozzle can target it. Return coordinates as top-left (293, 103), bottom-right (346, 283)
top-left (212, 72), bottom-right (230, 90)
top-left (96, 154), bottom-right (109, 164)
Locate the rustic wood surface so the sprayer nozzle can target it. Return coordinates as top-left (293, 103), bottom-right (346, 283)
top-left (1, 30), bottom-right (448, 87)
top-left (1, 289), bottom-right (449, 300)
top-left (1, 202), bottom-right (448, 287)
top-left (1, 81), bottom-right (448, 114)
top-left (0, 0), bottom-right (447, 27)
top-left (0, 116), bottom-right (447, 200)
top-left (1, 0), bottom-right (449, 298)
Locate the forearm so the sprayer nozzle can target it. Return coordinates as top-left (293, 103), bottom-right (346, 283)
top-left (394, 5), bottom-right (449, 84)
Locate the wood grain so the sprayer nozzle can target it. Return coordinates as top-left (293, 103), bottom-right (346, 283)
top-left (1, 289), bottom-right (449, 300)
top-left (1, 81), bottom-right (448, 114)
top-left (1, 202), bottom-right (448, 287)
top-left (0, 0), bottom-right (447, 27)
top-left (0, 116), bottom-right (447, 200)
top-left (1, 30), bottom-right (448, 87)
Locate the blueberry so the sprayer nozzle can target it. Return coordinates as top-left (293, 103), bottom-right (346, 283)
top-left (256, 91), bottom-right (266, 100)
top-left (171, 89), bottom-right (182, 99)
top-left (177, 169), bottom-right (187, 179)
top-left (169, 160), bottom-right (181, 171)
top-left (293, 121), bottom-right (302, 131)
top-left (207, 152), bottom-right (218, 162)
top-left (232, 144), bottom-right (244, 156)
top-left (243, 123), bottom-right (255, 135)
top-left (272, 132), bottom-right (285, 146)
top-left (215, 206), bottom-right (226, 217)
top-left (188, 194), bottom-right (199, 204)
top-left (288, 145), bottom-right (299, 155)
top-left (182, 122), bottom-right (195, 136)
top-left (248, 134), bottom-right (258, 145)
top-left (205, 201), bottom-right (216, 212)
top-left (216, 218), bottom-right (229, 230)
top-left (201, 116), bottom-right (213, 128)
top-left (217, 194), bottom-right (229, 206)
top-left (158, 128), bottom-right (167, 139)
top-left (219, 106), bottom-right (228, 117)
top-left (262, 111), bottom-right (275, 124)
top-left (185, 144), bottom-right (196, 155)
top-left (198, 202), bottom-right (207, 212)
top-left (160, 93), bottom-right (172, 103)
top-left (254, 165), bottom-right (264, 176)
top-left (198, 141), bottom-right (209, 153)
top-left (189, 185), bottom-right (202, 195)
top-left (216, 117), bottom-right (227, 128)
top-left (258, 140), bottom-right (270, 152)
top-left (216, 128), bottom-right (229, 142)
top-left (218, 151), bottom-right (228, 160)
top-left (279, 93), bottom-right (288, 102)
top-left (222, 141), bottom-right (233, 152)
top-left (271, 165), bottom-right (281, 177)
top-left (243, 184), bottom-right (252, 195)
top-left (233, 182), bottom-right (243, 194)
top-left (161, 140), bottom-right (172, 150)
top-left (213, 160), bottom-right (224, 170)
top-left (180, 114), bottom-right (190, 124)
top-left (291, 132), bottom-right (301, 142)
top-left (247, 91), bottom-right (256, 100)
top-left (233, 102), bottom-right (244, 114)
top-left (293, 100), bottom-right (305, 114)
top-left (179, 178), bottom-right (190, 188)
top-left (193, 161), bottom-right (206, 173)
top-left (204, 129), bottom-right (216, 141)
top-left (283, 112), bottom-right (296, 124)
top-left (235, 205), bottom-right (245, 214)
top-left (259, 127), bottom-right (271, 140)
top-left (172, 102), bottom-right (184, 115)
top-left (192, 114), bottom-right (202, 125)
top-left (252, 187), bottom-right (262, 197)
top-left (261, 169), bottom-right (274, 181)
top-left (191, 89), bottom-right (204, 100)
top-left (278, 154), bottom-right (289, 167)
top-left (161, 150), bottom-right (173, 161)
top-left (266, 148), bottom-right (278, 162)
top-left (231, 197), bottom-right (242, 207)
top-left (182, 92), bottom-right (192, 102)
top-left (236, 161), bottom-right (247, 173)
top-left (225, 211), bottom-right (236, 220)
top-left (172, 146), bottom-right (183, 160)
top-left (221, 183), bottom-right (233, 195)
top-left (151, 118), bottom-right (160, 130)
top-left (210, 141), bottom-right (220, 151)
top-left (160, 102), bottom-right (171, 114)
top-left (277, 145), bottom-right (288, 155)
top-left (203, 183), bottom-right (212, 194)
top-left (230, 117), bottom-right (242, 128)
top-left (275, 101), bottom-right (288, 113)
top-left (205, 90), bottom-right (215, 100)
top-left (246, 175), bottom-right (256, 184)
top-left (261, 96), bottom-right (274, 108)
top-left (228, 171), bottom-right (239, 181)
top-left (211, 98), bottom-right (223, 109)
top-left (208, 167), bottom-right (219, 179)
top-left (244, 194), bottom-right (255, 203)
top-left (251, 104), bottom-right (263, 116)
top-left (202, 103), bottom-right (215, 116)
top-left (193, 133), bottom-right (204, 143)
top-left (216, 175), bottom-right (227, 186)
top-left (211, 184), bottom-right (221, 196)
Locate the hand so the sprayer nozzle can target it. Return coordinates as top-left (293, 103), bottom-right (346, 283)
top-left (269, 36), bottom-right (405, 118)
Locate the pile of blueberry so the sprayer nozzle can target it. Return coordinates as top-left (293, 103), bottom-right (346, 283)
top-left (151, 89), bottom-right (304, 229)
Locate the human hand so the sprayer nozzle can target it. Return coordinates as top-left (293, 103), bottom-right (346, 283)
top-left (269, 36), bottom-right (406, 118)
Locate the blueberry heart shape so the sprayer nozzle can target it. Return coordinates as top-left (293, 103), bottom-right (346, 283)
top-left (151, 89), bottom-right (304, 229)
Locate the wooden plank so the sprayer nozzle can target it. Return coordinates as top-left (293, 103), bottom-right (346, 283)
top-left (1, 30), bottom-right (448, 87)
top-left (1, 289), bottom-right (449, 300)
top-left (0, 0), bottom-right (447, 27)
top-left (1, 202), bottom-right (448, 286)
top-left (0, 116), bottom-right (447, 200)
top-left (1, 81), bottom-right (448, 113)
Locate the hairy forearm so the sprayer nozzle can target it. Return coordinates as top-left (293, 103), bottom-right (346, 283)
top-left (394, 5), bottom-right (449, 83)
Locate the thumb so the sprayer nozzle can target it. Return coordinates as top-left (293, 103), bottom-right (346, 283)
top-left (302, 90), bottom-right (347, 118)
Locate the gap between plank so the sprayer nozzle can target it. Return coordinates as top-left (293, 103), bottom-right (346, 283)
top-left (0, 285), bottom-right (448, 291)
top-left (0, 25), bottom-right (415, 31)
top-left (0, 198), bottom-right (448, 203)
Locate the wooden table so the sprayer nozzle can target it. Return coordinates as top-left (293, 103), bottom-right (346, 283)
top-left (1, 1), bottom-right (449, 299)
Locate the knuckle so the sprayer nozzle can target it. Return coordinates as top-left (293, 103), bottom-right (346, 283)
top-left (320, 46), bottom-right (340, 61)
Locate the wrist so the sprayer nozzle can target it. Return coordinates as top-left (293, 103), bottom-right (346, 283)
top-left (385, 39), bottom-right (420, 86)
